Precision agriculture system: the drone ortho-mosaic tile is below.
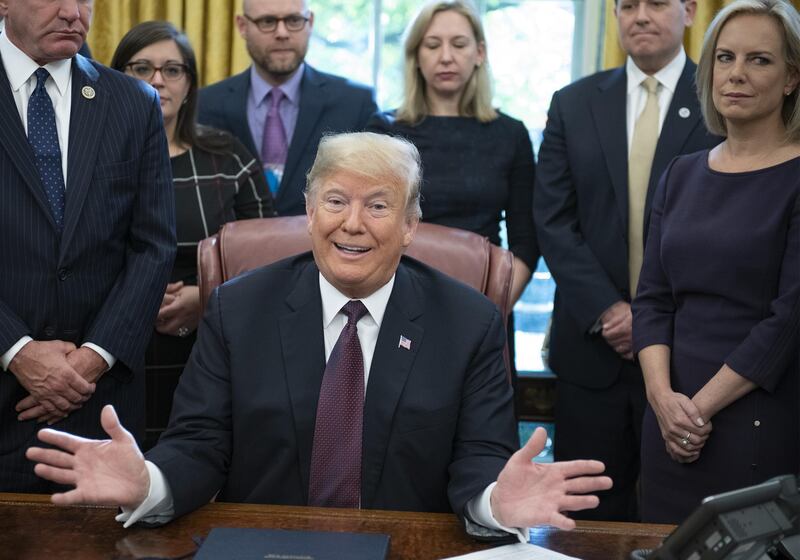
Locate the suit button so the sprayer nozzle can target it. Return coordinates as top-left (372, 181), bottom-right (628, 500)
top-left (43, 326), bottom-right (56, 337)
top-left (57, 268), bottom-right (70, 281)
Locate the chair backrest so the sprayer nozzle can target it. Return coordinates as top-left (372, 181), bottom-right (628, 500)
top-left (197, 216), bottom-right (515, 374)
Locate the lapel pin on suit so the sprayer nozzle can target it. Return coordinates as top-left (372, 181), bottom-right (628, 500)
top-left (81, 86), bottom-right (95, 100)
top-left (398, 335), bottom-right (411, 350)
top-left (678, 107), bottom-right (690, 119)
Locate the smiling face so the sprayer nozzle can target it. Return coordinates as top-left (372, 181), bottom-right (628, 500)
top-left (712, 13), bottom-right (798, 129)
top-left (616, 0), bottom-right (695, 74)
top-left (416, 9), bottom-right (485, 104)
top-left (124, 39), bottom-right (191, 129)
top-left (237, 0), bottom-right (312, 85)
top-left (4, 0), bottom-right (92, 65)
top-left (306, 170), bottom-right (418, 299)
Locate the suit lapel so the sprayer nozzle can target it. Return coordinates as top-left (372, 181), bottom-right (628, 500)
top-left (646, 60), bottom-right (703, 218)
top-left (0, 53), bottom-right (58, 231)
top-left (279, 66), bottom-right (324, 208)
top-left (224, 71), bottom-right (257, 157)
top-left (280, 262), bottom-right (326, 504)
top-left (590, 67), bottom-right (629, 231)
top-left (61, 55), bottom-right (104, 256)
top-left (361, 264), bottom-right (424, 508)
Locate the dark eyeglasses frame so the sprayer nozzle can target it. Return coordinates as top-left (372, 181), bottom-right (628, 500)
top-left (124, 61), bottom-right (189, 82)
top-left (243, 13), bottom-right (310, 33)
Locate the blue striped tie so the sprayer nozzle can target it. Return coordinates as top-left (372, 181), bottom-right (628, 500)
top-left (27, 68), bottom-right (65, 231)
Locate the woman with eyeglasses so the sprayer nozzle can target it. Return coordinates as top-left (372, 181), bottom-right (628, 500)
top-left (367, 0), bottom-right (538, 306)
top-left (111, 21), bottom-right (275, 449)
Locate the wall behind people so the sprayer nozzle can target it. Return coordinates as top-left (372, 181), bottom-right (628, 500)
top-left (603, 0), bottom-right (800, 68)
top-left (87, 0), bottom-right (250, 86)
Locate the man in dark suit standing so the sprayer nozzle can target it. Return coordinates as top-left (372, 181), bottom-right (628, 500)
top-left (534, 0), bottom-right (722, 521)
top-left (0, 0), bottom-right (175, 491)
top-left (198, 0), bottom-right (378, 216)
top-left (28, 132), bottom-right (611, 538)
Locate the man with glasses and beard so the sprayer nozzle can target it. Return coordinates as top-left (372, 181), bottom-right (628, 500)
top-left (198, 0), bottom-right (378, 217)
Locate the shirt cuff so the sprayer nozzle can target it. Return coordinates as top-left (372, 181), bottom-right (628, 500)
top-left (81, 343), bottom-right (116, 370)
top-left (115, 461), bottom-right (175, 528)
top-left (1, 336), bottom-right (33, 371)
top-left (465, 482), bottom-right (530, 543)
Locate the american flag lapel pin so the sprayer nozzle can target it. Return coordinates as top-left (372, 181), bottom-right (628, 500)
top-left (398, 335), bottom-right (411, 350)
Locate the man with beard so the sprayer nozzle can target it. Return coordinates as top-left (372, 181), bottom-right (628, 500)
top-left (198, 0), bottom-right (378, 216)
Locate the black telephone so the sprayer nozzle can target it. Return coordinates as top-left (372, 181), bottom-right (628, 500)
top-left (630, 474), bottom-right (800, 560)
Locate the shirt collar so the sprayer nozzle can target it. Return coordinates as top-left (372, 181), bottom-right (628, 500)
top-left (626, 48), bottom-right (686, 95)
top-left (0, 30), bottom-right (71, 95)
top-left (249, 62), bottom-right (304, 107)
top-left (319, 271), bottom-right (395, 329)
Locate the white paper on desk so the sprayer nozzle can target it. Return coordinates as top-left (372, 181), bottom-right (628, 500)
top-left (441, 542), bottom-right (581, 560)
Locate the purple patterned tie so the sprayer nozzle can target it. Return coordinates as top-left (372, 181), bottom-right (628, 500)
top-left (261, 88), bottom-right (288, 167)
top-left (308, 300), bottom-right (368, 508)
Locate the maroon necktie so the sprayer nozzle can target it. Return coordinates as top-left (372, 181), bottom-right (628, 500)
top-left (308, 300), bottom-right (368, 508)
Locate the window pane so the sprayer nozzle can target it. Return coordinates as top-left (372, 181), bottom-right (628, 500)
top-left (305, 0), bottom-right (375, 87)
top-left (486, 1), bottom-right (577, 373)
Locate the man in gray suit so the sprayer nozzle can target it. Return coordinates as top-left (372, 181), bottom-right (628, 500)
top-left (198, 0), bottom-right (377, 216)
top-left (534, 0), bottom-right (722, 521)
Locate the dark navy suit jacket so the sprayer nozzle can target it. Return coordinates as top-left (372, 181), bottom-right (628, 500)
top-left (0, 54), bottom-right (176, 490)
top-left (146, 253), bottom-right (517, 519)
top-left (197, 65), bottom-right (377, 216)
top-left (534, 60), bottom-right (723, 390)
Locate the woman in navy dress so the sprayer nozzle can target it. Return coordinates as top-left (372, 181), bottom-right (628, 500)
top-left (367, 0), bottom-right (538, 304)
top-left (633, 0), bottom-right (800, 524)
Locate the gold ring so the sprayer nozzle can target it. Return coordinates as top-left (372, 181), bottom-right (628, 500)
top-left (681, 437), bottom-right (690, 447)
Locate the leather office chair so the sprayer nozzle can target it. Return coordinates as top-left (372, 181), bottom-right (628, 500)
top-left (197, 216), bottom-right (515, 376)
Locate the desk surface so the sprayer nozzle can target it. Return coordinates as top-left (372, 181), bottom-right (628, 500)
top-left (0, 493), bottom-right (673, 559)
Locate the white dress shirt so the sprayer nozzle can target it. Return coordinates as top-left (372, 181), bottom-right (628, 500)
top-left (625, 48), bottom-right (687, 154)
top-left (0, 31), bottom-right (114, 370)
top-left (118, 274), bottom-right (525, 541)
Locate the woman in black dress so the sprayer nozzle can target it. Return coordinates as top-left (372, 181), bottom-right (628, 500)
top-left (633, 0), bottom-right (800, 524)
top-left (367, 0), bottom-right (537, 304)
top-left (111, 22), bottom-right (275, 448)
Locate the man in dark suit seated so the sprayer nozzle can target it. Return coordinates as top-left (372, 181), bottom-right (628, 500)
top-left (0, 0), bottom-right (175, 491)
top-left (534, 0), bottom-right (722, 521)
top-left (28, 132), bottom-right (611, 538)
top-left (198, 0), bottom-right (378, 217)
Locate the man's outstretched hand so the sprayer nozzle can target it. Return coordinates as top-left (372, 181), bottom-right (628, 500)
top-left (26, 405), bottom-right (150, 510)
top-left (490, 427), bottom-right (612, 530)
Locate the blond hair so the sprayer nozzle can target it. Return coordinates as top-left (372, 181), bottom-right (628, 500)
top-left (305, 132), bottom-right (422, 221)
top-left (396, 0), bottom-right (496, 124)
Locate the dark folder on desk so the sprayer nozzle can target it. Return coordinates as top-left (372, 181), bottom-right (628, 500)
top-left (194, 527), bottom-right (390, 559)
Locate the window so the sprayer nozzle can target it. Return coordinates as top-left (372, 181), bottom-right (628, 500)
top-left (306, 0), bottom-right (595, 375)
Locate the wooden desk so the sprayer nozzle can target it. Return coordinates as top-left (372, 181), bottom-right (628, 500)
top-left (0, 493), bottom-right (673, 559)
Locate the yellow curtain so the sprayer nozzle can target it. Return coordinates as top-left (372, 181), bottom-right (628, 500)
top-left (87, 0), bottom-right (251, 86)
top-left (602, 0), bottom-right (800, 69)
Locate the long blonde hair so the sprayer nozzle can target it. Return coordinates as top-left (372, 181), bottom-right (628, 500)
top-left (396, 0), bottom-right (497, 124)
